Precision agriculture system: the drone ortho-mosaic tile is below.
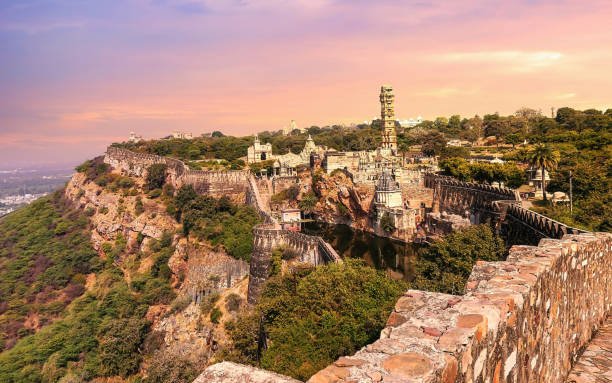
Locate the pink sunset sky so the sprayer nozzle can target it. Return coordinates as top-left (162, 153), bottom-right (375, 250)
top-left (1, 0), bottom-right (611, 167)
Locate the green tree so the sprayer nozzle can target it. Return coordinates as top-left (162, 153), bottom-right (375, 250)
top-left (439, 158), bottom-right (471, 181)
top-left (224, 260), bottom-right (405, 381)
top-left (298, 192), bottom-right (318, 216)
top-left (420, 131), bottom-right (446, 156)
top-left (97, 318), bottom-right (149, 377)
top-left (414, 225), bottom-right (505, 294)
top-left (146, 164), bottom-right (168, 190)
top-left (505, 133), bottom-right (522, 148)
top-left (529, 144), bottom-right (560, 202)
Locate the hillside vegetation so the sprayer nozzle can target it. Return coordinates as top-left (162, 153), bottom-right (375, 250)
top-left (0, 192), bottom-right (99, 351)
top-left (222, 260), bottom-right (406, 381)
top-left (0, 186), bottom-right (188, 382)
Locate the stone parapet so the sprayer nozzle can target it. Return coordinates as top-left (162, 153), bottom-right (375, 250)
top-left (104, 146), bottom-right (248, 197)
top-left (198, 232), bottom-right (611, 383)
top-left (194, 361), bottom-right (301, 383)
top-left (424, 173), bottom-right (585, 244)
top-left (247, 223), bottom-right (342, 304)
top-left (306, 232), bottom-right (611, 383)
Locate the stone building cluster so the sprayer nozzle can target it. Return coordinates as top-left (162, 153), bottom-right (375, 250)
top-left (245, 85), bottom-right (425, 239)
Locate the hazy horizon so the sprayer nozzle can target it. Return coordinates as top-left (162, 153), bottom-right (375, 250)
top-left (2, 0), bottom-right (611, 167)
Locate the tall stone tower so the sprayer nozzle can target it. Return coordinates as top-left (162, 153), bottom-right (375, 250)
top-left (379, 85), bottom-right (397, 153)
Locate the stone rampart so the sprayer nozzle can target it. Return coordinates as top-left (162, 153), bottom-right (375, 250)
top-left (104, 146), bottom-right (248, 197)
top-left (199, 231), bottom-right (612, 383)
top-left (424, 173), bottom-right (519, 218)
top-left (307, 231), bottom-right (611, 383)
top-left (247, 223), bottom-right (342, 304)
top-left (425, 173), bottom-right (584, 244)
top-left (501, 202), bottom-right (585, 246)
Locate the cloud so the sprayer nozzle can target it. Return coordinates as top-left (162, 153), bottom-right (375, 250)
top-left (553, 93), bottom-right (576, 100)
top-left (59, 106), bottom-right (196, 123)
top-left (432, 50), bottom-right (563, 72)
top-left (417, 88), bottom-right (478, 98)
top-left (0, 20), bottom-right (86, 34)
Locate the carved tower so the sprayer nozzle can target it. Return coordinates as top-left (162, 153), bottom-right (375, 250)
top-left (380, 85), bottom-right (397, 153)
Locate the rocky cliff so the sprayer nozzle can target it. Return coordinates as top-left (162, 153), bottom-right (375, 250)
top-left (64, 166), bottom-right (251, 378)
top-left (311, 170), bottom-right (374, 231)
top-left (65, 172), bottom-right (178, 254)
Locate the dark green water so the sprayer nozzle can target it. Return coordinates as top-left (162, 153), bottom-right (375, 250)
top-left (302, 221), bottom-right (424, 281)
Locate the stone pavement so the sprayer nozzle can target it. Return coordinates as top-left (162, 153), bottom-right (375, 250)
top-left (566, 316), bottom-right (612, 383)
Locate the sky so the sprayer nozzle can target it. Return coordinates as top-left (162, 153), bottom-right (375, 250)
top-left (1, 0), bottom-right (611, 168)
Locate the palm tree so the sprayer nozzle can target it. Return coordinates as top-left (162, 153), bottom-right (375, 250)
top-left (529, 144), bottom-right (560, 202)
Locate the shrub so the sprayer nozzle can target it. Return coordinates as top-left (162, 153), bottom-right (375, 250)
top-left (97, 318), bottom-right (149, 377)
top-left (148, 189), bottom-right (162, 199)
top-left (199, 293), bottom-right (220, 315)
top-left (210, 307), bottom-right (222, 324)
top-left (170, 295), bottom-right (192, 314)
top-left (117, 177), bottom-right (135, 189)
top-left (135, 197), bottom-right (144, 216)
top-left (146, 164), bottom-right (168, 190)
top-left (225, 293), bottom-right (243, 312)
top-left (144, 350), bottom-right (199, 383)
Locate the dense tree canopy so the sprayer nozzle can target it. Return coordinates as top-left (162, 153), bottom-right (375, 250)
top-left (168, 185), bottom-right (261, 261)
top-left (223, 260), bottom-right (406, 380)
top-left (413, 225), bottom-right (506, 294)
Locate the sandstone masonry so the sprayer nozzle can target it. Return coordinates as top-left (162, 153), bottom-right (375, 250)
top-left (200, 232), bottom-right (611, 383)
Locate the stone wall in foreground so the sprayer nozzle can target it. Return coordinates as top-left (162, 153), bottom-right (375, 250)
top-left (196, 231), bottom-right (611, 383)
top-left (308, 232), bottom-right (611, 383)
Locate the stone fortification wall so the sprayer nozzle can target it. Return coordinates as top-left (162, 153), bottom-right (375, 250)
top-left (200, 231), bottom-right (611, 382)
top-left (307, 231), bottom-right (611, 383)
top-left (424, 173), bottom-right (519, 218)
top-left (425, 173), bottom-right (584, 244)
top-left (185, 252), bottom-right (249, 304)
top-left (104, 146), bottom-right (248, 197)
top-left (501, 202), bottom-right (585, 246)
top-left (247, 223), bottom-right (341, 304)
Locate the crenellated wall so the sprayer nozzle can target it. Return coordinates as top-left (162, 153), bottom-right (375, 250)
top-left (500, 203), bottom-right (585, 246)
top-left (246, 223), bottom-right (341, 304)
top-left (424, 173), bottom-right (585, 245)
top-left (104, 146), bottom-right (248, 198)
top-left (424, 173), bottom-right (519, 220)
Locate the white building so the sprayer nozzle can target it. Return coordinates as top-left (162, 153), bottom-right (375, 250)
top-left (398, 117), bottom-right (423, 128)
top-left (246, 135), bottom-right (273, 163)
top-left (129, 132), bottom-right (143, 143)
top-left (172, 131), bottom-right (193, 139)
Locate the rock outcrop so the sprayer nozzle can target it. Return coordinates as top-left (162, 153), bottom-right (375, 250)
top-left (312, 170), bottom-right (374, 230)
top-left (193, 361), bottom-right (301, 383)
top-left (64, 172), bottom-right (178, 253)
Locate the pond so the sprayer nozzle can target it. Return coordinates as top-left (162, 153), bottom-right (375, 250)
top-left (302, 221), bottom-right (425, 281)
